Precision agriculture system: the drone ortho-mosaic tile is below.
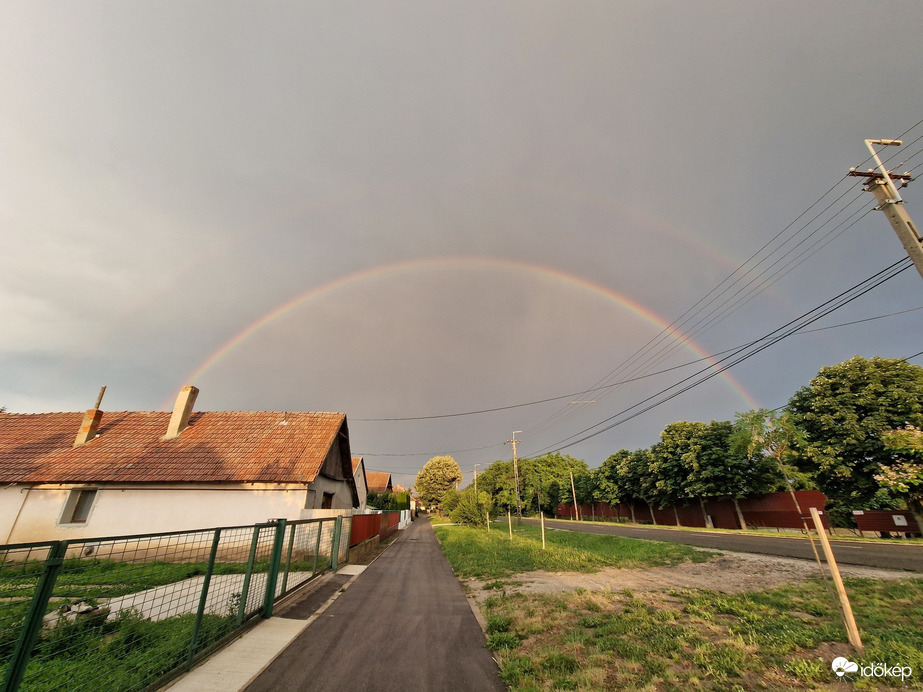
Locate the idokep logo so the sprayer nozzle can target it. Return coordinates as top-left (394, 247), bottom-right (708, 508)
top-left (832, 657), bottom-right (858, 678)
top-left (831, 656), bottom-right (913, 682)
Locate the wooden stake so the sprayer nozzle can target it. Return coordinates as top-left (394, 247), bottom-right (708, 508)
top-left (809, 508), bottom-right (864, 653)
top-left (486, 509), bottom-right (490, 532)
top-left (508, 509), bottom-right (513, 541)
top-left (541, 511), bottom-right (546, 550)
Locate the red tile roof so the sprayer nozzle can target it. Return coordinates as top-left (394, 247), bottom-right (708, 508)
top-left (365, 471), bottom-right (392, 492)
top-left (0, 411), bottom-right (347, 484)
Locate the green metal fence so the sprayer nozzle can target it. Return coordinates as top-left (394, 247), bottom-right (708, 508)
top-left (0, 515), bottom-right (351, 692)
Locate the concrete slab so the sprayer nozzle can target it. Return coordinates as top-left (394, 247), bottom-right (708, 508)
top-left (166, 618), bottom-right (311, 692)
top-left (335, 564), bottom-right (366, 576)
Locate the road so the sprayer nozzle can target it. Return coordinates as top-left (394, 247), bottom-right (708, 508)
top-left (526, 518), bottom-right (923, 572)
top-left (245, 519), bottom-right (504, 692)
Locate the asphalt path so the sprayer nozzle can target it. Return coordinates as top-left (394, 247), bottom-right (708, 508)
top-left (527, 518), bottom-right (923, 572)
top-left (245, 519), bottom-right (504, 692)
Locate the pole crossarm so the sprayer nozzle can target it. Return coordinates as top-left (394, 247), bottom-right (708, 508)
top-left (853, 139), bottom-right (923, 282)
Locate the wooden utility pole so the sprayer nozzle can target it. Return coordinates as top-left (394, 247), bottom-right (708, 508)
top-left (569, 471), bottom-right (580, 521)
top-left (507, 432), bottom-right (522, 520)
top-left (849, 139), bottom-right (921, 280)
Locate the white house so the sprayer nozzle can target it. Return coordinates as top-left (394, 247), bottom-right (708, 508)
top-left (0, 386), bottom-right (359, 544)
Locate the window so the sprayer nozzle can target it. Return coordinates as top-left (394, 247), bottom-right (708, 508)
top-left (61, 489), bottom-right (97, 524)
top-left (321, 492), bottom-right (335, 510)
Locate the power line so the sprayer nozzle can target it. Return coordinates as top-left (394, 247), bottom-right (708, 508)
top-left (351, 302), bottom-right (921, 422)
top-left (527, 258), bottom-right (914, 455)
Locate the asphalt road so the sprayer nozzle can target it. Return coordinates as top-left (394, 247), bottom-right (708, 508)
top-left (245, 519), bottom-right (504, 692)
top-left (527, 518), bottom-right (923, 572)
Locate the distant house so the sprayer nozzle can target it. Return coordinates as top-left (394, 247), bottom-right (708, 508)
top-left (351, 457), bottom-right (368, 511)
top-left (365, 471), bottom-right (392, 494)
top-left (0, 386), bottom-right (359, 543)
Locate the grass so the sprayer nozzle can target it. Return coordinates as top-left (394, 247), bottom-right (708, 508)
top-left (432, 521), bottom-right (713, 579)
top-left (433, 520), bottom-right (923, 690)
top-left (479, 578), bottom-right (923, 691)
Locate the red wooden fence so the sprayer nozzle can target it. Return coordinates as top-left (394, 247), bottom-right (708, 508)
top-left (556, 491), bottom-right (830, 530)
top-left (349, 511), bottom-right (402, 547)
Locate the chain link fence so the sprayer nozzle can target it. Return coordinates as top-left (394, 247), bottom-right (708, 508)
top-left (0, 516), bottom-right (351, 692)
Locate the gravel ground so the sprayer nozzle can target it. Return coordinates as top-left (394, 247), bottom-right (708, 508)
top-left (463, 549), bottom-right (918, 610)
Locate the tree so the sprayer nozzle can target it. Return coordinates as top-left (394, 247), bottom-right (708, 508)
top-left (686, 420), bottom-right (779, 530)
top-left (441, 488), bottom-right (461, 514)
top-left (878, 425), bottom-right (923, 534)
top-left (477, 452), bottom-right (587, 516)
top-left (731, 408), bottom-right (811, 515)
top-left (650, 421), bottom-right (706, 525)
top-left (596, 450), bottom-right (630, 517)
top-left (788, 356), bottom-right (923, 520)
top-left (621, 449), bottom-right (658, 523)
top-left (414, 455), bottom-right (463, 509)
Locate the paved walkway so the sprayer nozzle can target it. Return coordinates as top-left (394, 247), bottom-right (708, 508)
top-left (167, 520), bottom-right (504, 692)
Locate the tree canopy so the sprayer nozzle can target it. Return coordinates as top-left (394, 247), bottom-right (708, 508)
top-left (414, 455), bottom-right (462, 508)
top-left (788, 356), bottom-right (923, 515)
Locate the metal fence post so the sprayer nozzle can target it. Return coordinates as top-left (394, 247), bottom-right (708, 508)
top-left (330, 516), bottom-right (342, 572)
top-left (312, 521), bottom-right (323, 576)
top-left (280, 522), bottom-right (297, 595)
top-left (236, 525), bottom-right (263, 625)
top-left (186, 528), bottom-right (222, 668)
top-left (262, 519), bottom-right (287, 618)
top-left (2, 541), bottom-right (67, 692)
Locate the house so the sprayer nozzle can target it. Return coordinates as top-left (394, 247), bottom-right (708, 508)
top-left (0, 386), bottom-right (359, 544)
top-left (351, 456), bottom-right (368, 511)
top-left (365, 471), bottom-right (392, 494)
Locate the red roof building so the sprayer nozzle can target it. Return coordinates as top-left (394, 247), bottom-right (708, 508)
top-left (0, 386), bottom-right (359, 543)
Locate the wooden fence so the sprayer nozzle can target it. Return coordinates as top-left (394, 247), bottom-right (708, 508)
top-left (557, 491), bottom-right (830, 530)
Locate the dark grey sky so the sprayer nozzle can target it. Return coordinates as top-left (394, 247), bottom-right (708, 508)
top-left (2, 2), bottom-right (922, 485)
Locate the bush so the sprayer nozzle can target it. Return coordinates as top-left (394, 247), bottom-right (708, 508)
top-left (450, 491), bottom-right (486, 527)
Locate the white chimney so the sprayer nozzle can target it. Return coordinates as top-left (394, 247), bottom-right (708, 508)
top-left (163, 385), bottom-right (199, 440)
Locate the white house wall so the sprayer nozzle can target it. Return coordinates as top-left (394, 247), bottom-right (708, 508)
top-left (305, 474), bottom-right (356, 511)
top-left (3, 483), bottom-right (311, 544)
top-left (0, 486), bottom-right (30, 544)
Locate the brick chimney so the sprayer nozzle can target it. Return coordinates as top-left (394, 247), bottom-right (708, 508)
top-left (163, 385), bottom-right (199, 440)
top-left (73, 409), bottom-right (104, 447)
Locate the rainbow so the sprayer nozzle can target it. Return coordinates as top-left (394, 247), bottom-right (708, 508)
top-left (174, 256), bottom-right (759, 412)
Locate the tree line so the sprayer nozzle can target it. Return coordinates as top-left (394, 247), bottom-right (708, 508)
top-left (415, 356), bottom-right (923, 531)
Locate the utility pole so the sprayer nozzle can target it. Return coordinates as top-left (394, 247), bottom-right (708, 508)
top-left (507, 431), bottom-right (523, 520)
top-left (473, 464), bottom-right (479, 497)
top-left (570, 470), bottom-right (581, 521)
top-left (849, 139), bottom-right (921, 280)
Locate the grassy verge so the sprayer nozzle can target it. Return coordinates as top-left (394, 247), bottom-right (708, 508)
top-left (433, 521), bottom-right (713, 579)
top-left (433, 522), bottom-right (923, 690)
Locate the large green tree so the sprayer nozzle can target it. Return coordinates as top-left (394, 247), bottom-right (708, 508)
top-left (686, 419), bottom-right (779, 530)
top-left (414, 455), bottom-right (463, 509)
top-left (597, 449), bottom-right (650, 522)
top-left (788, 356), bottom-right (923, 518)
top-left (878, 425), bottom-right (923, 534)
top-left (650, 421), bottom-right (706, 524)
top-left (477, 452), bottom-right (587, 515)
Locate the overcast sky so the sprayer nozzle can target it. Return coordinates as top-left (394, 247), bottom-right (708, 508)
top-left (2, 2), bottom-right (922, 485)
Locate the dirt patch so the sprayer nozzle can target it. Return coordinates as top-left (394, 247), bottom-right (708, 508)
top-left (464, 549), bottom-right (916, 610)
